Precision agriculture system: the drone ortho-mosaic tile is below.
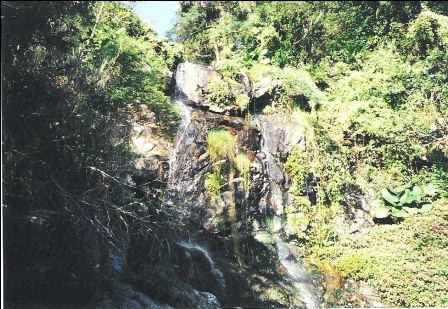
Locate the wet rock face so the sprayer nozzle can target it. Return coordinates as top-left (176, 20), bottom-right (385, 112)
top-left (173, 242), bottom-right (226, 296)
top-left (168, 109), bottom-right (263, 232)
top-left (170, 63), bottom-right (311, 231)
top-left (254, 113), bottom-right (308, 216)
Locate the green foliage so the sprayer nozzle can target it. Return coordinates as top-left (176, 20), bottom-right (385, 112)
top-left (207, 129), bottom-right (236, 164)
top-left (2, 1), bottom-right (181, 252)
top-left (235, 94), bottom-right (250, 111)
top-left (204, 172), bottom-right (224, 200)
top-left (204, 75), bottom-right (233, 108)
top-left (405, 10), bottom-right (448, 58)
top-left (321, 215), bottom-right (448, 307)
top-left (371, 184), bottom-right (438, 219)
top-left (173, 1), bottom-right (447, 66)
top-left (279, 8), bottom-right (447, 307)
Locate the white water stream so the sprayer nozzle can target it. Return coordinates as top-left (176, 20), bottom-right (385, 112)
top-left (176, 241), bottom-right (226, 291)
top-left (275, 238), bottom-right (321, 308)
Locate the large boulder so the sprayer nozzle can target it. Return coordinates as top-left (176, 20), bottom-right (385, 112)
top-left (175, 62), bottom-right (251, 114)
top-left (175, 62), bottom-right (219, 107)
top-left (256, 113), bottom-right (307, 161)
top-left (252, 76), bottom-right (278, 99)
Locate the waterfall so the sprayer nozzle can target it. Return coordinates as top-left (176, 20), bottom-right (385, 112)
top-left (167, 87), bottom-right (191, 176)
top-left (254, 115), bottom-right (288, 215)
top-left (166, 62), bottom-right (321, 307)
top-left (176, 241), bottom-right (226, 291)
top-left (255, 115), bottom-right (321, 308)
top-left (168, 65), bottom-right (227, 294)
top-left (275, 238), bottom-right (321, 309)
top-left (166, 68), bottom-right (200, 198)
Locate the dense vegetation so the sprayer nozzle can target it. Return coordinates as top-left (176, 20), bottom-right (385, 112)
top-left (2, 1), bottom-right (182, 306)
top-left (173, 1), bottom-right (448, 306)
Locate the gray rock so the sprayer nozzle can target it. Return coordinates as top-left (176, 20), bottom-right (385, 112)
top-left (176, 62), bottom-right (218, 106)
top-left (252, 76), bottom-right (277, 99)
top-left (97, 281), bottom-right (171, 309)
top-left (175, 62), bottom-right (252, 115)
top-left (256, 113), bottom-right (306, 161)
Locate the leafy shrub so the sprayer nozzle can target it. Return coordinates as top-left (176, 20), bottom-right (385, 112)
top-left (204, 75), bottom-right (233, 108)
top-left (371, 184), bottom-right (438, 219)
top-left (235, 93), bottom-right (250, 111)
top-left (406, 10), bottom-right (448, 57)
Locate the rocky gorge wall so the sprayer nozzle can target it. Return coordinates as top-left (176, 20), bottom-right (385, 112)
top-left (4, 61), bottom-right (336, 308)
top-left (169, 62), bottom-right (308, 234)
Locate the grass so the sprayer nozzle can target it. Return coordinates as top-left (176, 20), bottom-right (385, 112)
top-left (318, 211), bottom-right (448, 307)
top-left (207, 129), bottom-right (236, 164)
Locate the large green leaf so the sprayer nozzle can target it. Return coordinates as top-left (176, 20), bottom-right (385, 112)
top-left (399, 189), bottom-right (415, 206)
top-left (381, 189), bottom-right (399, 206)
top-left (390, 207), bottom-right (410, 218)
top-left (412, 186), bottom-right (423, 202)
top-left (423, 183), bottom-right (437, 196)
top-left (420, 203), bottom-right (433, 212)
top-left (403, 206), bottom-right (419, 215)
top-left (370, 200), bottom-right (390, 218)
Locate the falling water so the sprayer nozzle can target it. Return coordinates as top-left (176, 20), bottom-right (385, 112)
top-left (275, 238), bottom-right (321, 308)
top-left (168, 63), bottom-right (320, 307)
top-left (255, 115), bottom-right (321, 308)
top-left (254, 115), bottom-right (287, 215)
top-left (168, 98), bottom-right (191, 172)
top-left (167, 66), bottom-right (227, 294)
top-left (176, 241), bottom-right (226, 291)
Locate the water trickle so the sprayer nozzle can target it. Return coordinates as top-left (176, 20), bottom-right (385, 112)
top-left (176, 241), bottom-right (226, 291)
top-left (167, 67), bottom-right (196, 196)
top-left (256, 115), bottom-right (321, 308)
top-left (275, 238), bottom-right (321, 309)
top-left (168, 97), bottom-right (191, 173)
top-left (255, 115), bottom-right (287, 215)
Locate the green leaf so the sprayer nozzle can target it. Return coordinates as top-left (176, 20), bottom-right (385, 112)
top-left (412, 186), bottom-right (423, 202)
top-left (403, 206), bottom-right (419, 215)
top-left (371, 200), bottom-right (390, 218)
top-left (390, 208), bottom-right (410, 218)
top-left (423, 183), bottom-right (437, 196)
top-left (420, 203), bottom-right (433, 212)
top-left (381, 189), bottom-right (399, 206)
top-left (399, 189), bottom-right (415, 206)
